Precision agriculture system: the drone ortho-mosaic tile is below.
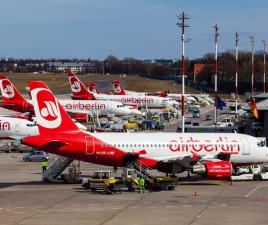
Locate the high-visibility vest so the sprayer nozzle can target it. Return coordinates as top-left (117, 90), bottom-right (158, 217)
top-left (41, 161), bottom-right (48, 167)
top-left (139, 178), bottom-right (145, 186)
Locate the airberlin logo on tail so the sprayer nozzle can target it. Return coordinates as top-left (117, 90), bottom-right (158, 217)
top-left (31, 88), bottom-right (62, 128)
top-left (89, 84), bottom-right (98, 93)
top-left (112, 82), bottom-right (121, 93)
top-left (0, 80), bottom-right (14, 98)
top-left (41, 101), bottom-right (58, 118)
top-left (69, 77), bottom-right (81, 93)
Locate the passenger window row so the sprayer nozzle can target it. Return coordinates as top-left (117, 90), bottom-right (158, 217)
top-left (101, 143), bottom-right (238, 148)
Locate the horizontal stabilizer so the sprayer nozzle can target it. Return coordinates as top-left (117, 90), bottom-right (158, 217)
top-left (131, 149), bottom-right (147, 156)
top-left (0, 102), bottom-right (15, 106)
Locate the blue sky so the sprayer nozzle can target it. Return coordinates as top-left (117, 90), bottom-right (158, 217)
top-left (0, 0), bottom-right (267, 59)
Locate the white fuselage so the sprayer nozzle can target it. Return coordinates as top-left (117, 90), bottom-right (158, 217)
top-left (59, 99), bottom-right (135, 116)
top-left (86, 132), bottom-right (268, 165)
top-left (0, 116), bottom-right (38, 139)
top-left (0, 116), bottom-right (88, 140)
top-left (26, 99), bottom-right (140, 116)
top-left (123, 90), bottom-right (197, 103)
top-left (92, 93), bottom-right (179, 109)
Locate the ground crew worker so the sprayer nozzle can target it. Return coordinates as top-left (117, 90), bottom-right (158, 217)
top-left (139, 177), bottom-right (145, 193)
top-left (248, 164), bottom-right (253, 173)
top-left (41, 159), bottom-right (48, 174)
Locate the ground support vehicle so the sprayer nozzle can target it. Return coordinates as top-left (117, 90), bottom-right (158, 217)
top-left (82, 169), bottom-right (178, 193)
top-left (231, 165), bottom-right (268, 181)
top-left (123, 120), bottom-right (138, 132)
top-left (149, 176), bottom-right (178, 191)
top-left (216, 117), bottom-right (234, 127)
top-left (82, 171), bottom-right (122, 194)
top-left (121, 168), bottom-right (139, 191)
top-left (60, 163), bottom-right (81, 184)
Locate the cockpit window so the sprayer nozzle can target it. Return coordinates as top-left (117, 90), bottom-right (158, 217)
top-left (257, 141), bottom-right (265, 147)
top-left (26, 124), bottom-right (36, 127)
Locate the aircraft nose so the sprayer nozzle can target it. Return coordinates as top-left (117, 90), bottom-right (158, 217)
top-left (130, 109), bottom-right (141, 115)
top-left (120, 108), bottom-right (131, 115)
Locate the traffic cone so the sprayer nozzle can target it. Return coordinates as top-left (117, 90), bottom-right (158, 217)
top-left (194, 189), bottom-right (198, 197)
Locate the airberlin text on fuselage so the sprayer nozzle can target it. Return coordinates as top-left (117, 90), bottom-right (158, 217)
top-left (121, 97), bottom-right (153, 104)
top-left (0, 120), bottom-right (10, 131)
top-left (169, 136), bottom-right (240, 154)
top-left (65, 102), bottom-right (106, 110)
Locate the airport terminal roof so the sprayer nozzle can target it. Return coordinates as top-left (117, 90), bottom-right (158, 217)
top-left (244, 98), bottom-right (268, 111)
top-left (257, 99), bottom-right (268, 111)
top-left (252, 93), bottom-right (268, 99)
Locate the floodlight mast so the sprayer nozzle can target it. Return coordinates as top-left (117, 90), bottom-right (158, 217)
top-left (250, 36), bottom-right (255, 95)
top-left (262, 40), bottom-right (266, 93)
top-left (235, 32), bottom-right (239, 120)
top-left (177, 11), bottom-right (189, 133)
top-left (214, 24), bottom-right (219, 126)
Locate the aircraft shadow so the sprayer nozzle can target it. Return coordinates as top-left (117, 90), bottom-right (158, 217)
top-left (0, 180), bottom-right (75, 189)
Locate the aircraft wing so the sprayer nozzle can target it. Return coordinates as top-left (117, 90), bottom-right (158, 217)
top-left (157, 152), bottom-right (231, 168)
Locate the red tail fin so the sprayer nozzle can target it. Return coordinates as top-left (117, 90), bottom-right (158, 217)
top-left (85, 82), bottom-right (100, 94)
top-left (0, 75), bottom-right (33, 112)
top-left (29, 81), bottom-right (80, 135)
top-left (67, 69), bottom-right (96, 100)
top-left (111, 80), bottom-right (126, 95)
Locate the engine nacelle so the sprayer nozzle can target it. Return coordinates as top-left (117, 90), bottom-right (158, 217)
top-left (192, 161), bottom-right (232, 180)
top-left (71, 113), bottom-right (89, 123)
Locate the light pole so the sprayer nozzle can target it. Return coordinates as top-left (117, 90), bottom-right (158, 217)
top-left (250, 36), bottom-right (255, 95)
top-left (214, 24), bottom-right (219, 126)
top-left (177, 11), bottom-right (189, 133)
top-left (235, 32), bottom-right (239, 120)
top-left (262, 40), bottom-right (266, 93)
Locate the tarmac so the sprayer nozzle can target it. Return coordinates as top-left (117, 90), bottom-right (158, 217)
top-left (0, 153), bottom-right (268, 225)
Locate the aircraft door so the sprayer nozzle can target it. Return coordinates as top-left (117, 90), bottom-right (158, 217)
top-left (240, 136), bottom-right (250, 155)
top-left (15, 122), bottom-right (19, 132)
top-left (85, 136), bottom-right (95, 155)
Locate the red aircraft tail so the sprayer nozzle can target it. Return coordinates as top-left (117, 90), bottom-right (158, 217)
top-left (111, 80), bottom-right (126, 95)
top-left (67, 69), bottom-right (96, 100)
top-left (28, 81), bottom-right (80, 135)
top-left (85, 82), bottom-right (100, 94)
top-left (0, 75), bottom-right (33, 112)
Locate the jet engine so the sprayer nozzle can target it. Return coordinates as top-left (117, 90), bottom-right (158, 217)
top-left (192, 161), bottom-right (232, 180)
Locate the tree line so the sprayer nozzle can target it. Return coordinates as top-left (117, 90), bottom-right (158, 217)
top-left (0, 51), bottom-right (267, 93)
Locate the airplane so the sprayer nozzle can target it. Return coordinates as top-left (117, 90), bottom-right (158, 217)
top-left (85, 82), bottom-right (100, 95)
top-left (111, 80), bottom-right (197, 103)
top-left (0, 76), bottom-right (141, 117)
top-left (67, 70), bottom-right (180, 110)
top-left (0, 116), bottom-right (38, 139)
top-left (0, 114), bottom-right (87, 140)
top-left (0, 76), bottom-right (34, 112)
top-left (22, 80), bottom-right (268, 180)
